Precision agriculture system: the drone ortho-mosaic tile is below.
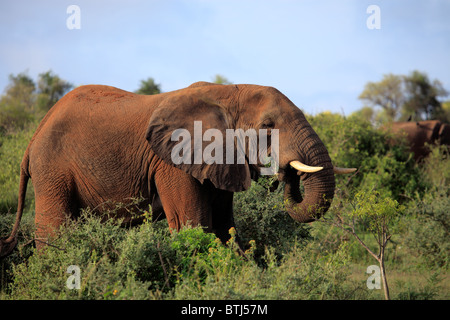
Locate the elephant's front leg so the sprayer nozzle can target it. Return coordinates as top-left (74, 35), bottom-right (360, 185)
top-left (154, 164), bottom-right (214, 233)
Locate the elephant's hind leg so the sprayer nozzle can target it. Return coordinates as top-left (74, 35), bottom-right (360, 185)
top-left (33, 183), bottom-right (79, 251)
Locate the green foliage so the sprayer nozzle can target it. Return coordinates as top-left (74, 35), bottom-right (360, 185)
top-left (401, 145), bottom-right (449, 270)
top-left (358, 73), bottom-right (405, 121)
top-left (212, 74), bottom-right (232, 85)
top-left (404, 188), bottom-right (449, 269)
top-left (0, 105), bottom-right (34, 134)
top-left (350, 191), bottom-right (403, 236)
top-left (170, 227), bottom-right (255, 299)
top-left (395, 271), bottom-right (445, 300)
top-left (35, 71), bottom-right (73, 113)
top-left (420, 144), bottom-right (450, 189)
top-left (0, 204), bottom-right (362, 300)
top-left (234, 176), bottom-right (311, 260)
top-left (7, 210), bottom-right (140, 299)
top-left (134, 78), bottom-right (161, 95)
top-left (402, 70), bottom-right (449, 121)
top-left (0, 70), bottom-right (72, 133)
top-left (172, 241), bottom-right (359, 300)
top-left (357, 70), bottom-right (449, 122)
top-left (435, 100), bottom-right (450, 123)
top-left (0, 123), bottom-right (36, 213)
top-left (0, 72), bottom-right (36, 132)
top-left (308, 112), bottom-right (422, 200)
top-left (320, 189), bottom-right (405, 298)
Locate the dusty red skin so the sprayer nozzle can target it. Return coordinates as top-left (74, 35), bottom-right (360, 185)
top-left (0, 82), bottom-right (335, 257)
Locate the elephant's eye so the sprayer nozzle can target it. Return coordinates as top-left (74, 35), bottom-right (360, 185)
top-left (261, 119), bottom-right (275, 129)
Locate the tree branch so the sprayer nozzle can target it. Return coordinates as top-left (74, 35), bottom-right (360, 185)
top-left (320, 217), bottom-right (380, 262)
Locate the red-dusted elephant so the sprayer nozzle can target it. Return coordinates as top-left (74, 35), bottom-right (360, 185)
top-left (1, 82), bottom-right (355, 258)
top-left (389, 120), bottom-right (450, 161)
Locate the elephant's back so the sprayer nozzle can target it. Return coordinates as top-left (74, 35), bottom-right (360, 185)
top-left (25, 85), bottom-right (155, 177)
top-left (33, 85), bottom-right (153, 139)
top-left (51, 85), bottom-right (145, 119)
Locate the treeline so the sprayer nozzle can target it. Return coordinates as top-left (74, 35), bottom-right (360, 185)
top-left (1, 69), bottom-right (448, 135)
top-left (0, 71), bottom-right (233, 135)
top-left (0, 71), bottom-right (72, 133)
top-left (357, 70), bottom-right (450, 124)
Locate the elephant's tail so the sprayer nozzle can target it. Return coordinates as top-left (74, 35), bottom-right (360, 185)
top-left (0, 167), bottom-right (29, 258)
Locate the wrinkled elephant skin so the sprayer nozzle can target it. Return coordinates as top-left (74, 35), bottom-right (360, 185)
top-left (1, 82), bottom-right (350, 257)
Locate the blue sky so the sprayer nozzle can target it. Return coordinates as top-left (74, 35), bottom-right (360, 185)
top-left (1, 0), bottom-right (449, 115)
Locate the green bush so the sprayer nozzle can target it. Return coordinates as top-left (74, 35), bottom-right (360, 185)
top-left (2, 206), bottom-right (364, 300)
top-left (420, 144), bottom-right (450, 189)
top-left (395, 272), bottom-right (445, 300)
top-left (0, 104), bottom-right (34, 133)
top-left (3, 208), bottom-right (248, 300)
top-left (173, 238), bottom-right (372, 300)
top-left (6, 209), bottom-right (132, 299)
top-left (307, 112), bottom-right (422, 200)
top-left (233, 176), bottom-right (311, 260)
top-left (401, 145), bottom-right (450, 270)
top-left (403, 188), bottom-right (449, 270)
top-left (0, 123), bottom-right (36, 213)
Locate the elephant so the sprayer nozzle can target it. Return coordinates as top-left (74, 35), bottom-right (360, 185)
top-left (389, 120), bottom-right (450, 161)
top-left (0, 81), bottom-right (355, 258)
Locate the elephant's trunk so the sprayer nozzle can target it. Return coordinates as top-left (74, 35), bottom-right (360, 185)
top-left (284, 168), bottom-right (335, 222)
top-left (283, 137), bottom-right (336, 223)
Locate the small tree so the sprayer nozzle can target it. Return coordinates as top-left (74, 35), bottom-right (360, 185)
top-left (320, 191), bottom-right (403, 300)
top-left (135, 78), bottom-right (161, 95)
top-left (0, 70), bottom-right (74, 133)
top-left (358, 74), bottom-right (405, 122)
top-left (403, 70), bottom-right (448, 121)
top-left (36, 70), bottom-right (73, 112)
top-left (0, 72), bottom-right (36, 132)
top-left (212, 74), bottom-right (232, 85)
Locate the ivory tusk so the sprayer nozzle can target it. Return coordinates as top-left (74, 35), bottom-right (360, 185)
top-left (290, 161), bottom-right (323, 173)
top-left (333, 166), bottom-right (357, 174)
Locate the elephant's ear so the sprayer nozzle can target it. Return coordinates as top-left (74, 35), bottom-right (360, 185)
top-left (145, 94), bottom-right (252, 192)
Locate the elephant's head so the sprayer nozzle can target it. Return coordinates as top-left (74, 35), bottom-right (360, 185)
top-left (146, 82), bottom-right (355, 223)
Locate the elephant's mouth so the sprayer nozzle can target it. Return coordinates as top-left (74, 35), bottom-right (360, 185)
top-left (280, 160), bottom-right (356, 223)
